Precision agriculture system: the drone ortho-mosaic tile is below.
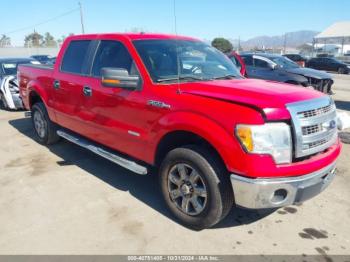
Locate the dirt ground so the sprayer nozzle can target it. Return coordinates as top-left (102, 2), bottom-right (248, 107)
top-left (0, 74), bottom-right (349, 255)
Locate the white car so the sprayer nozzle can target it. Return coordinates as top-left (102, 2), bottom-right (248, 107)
top-left (0, 58), bottom-right (40, 110)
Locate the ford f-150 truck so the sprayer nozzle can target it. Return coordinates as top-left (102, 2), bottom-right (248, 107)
top-left (18, 33), bottom-right (341, 229)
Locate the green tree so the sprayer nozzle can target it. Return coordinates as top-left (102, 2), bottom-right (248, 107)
top-left (24, 31), bottom-right (43, 47)
top-left (211, 37), bottom-right (233, 53)
top-left (43, 32), bottom-right (57, 47)
top-left (57, 33), bottom-right (74, 46)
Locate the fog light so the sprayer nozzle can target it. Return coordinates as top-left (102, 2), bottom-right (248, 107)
top-left (271, 189), bottom-right (288, 203)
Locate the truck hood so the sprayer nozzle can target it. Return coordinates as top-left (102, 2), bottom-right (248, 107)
top-left (180, 78), bottom-right (324, 120)
top-left (284, 67), bottom-right (332, 80)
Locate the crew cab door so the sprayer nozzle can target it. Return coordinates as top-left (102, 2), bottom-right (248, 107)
top-left (51, 40), bottom-right (98, 136)
top-left (79, 39), bottom-right (153, 159)
top-left (247, 56), bottom-right (277, 80)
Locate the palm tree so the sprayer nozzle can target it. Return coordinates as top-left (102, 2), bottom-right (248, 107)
top-left (0, 35), bottom-right (11, 47)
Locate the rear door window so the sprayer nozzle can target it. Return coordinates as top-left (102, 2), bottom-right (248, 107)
top-left (61, 40), bottom-right (91, 74)
top-left (254, 58), bottom-right (270, 68)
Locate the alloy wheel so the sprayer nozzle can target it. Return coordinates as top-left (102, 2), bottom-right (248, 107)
top-left (167, 163), bottom-right (208, 216)
top-left (33, 110), bottom-right (46, 138)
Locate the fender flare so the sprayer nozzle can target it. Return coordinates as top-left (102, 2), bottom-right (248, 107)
top-left (27, 79), bottom-right (49, 108)
top-left (150, 111), bottom-right (243, 172)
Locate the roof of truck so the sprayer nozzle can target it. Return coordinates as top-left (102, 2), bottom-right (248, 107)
top-left (68, 33), bottom-right (199, 41)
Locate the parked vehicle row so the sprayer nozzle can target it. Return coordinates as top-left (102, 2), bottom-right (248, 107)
top-left (228, 53), bottom-right (334, 94)
top-left (306, 57), bottom-right (350, 74)
top-left (30, 55), bottom-right (56, 65)
top-left (18, 33), bottom-right (340, 229)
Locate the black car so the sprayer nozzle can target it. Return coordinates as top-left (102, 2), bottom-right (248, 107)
top-left (240, 53), bottom-right (334, 94)
top-left (283, 54), bottom-right (308, 67)
top-left (30, 55), bottom-right (53, 64)
top-left (306, 57), bottom-right (350, 74)
top-left (46, 57), bottom-right (56, 65)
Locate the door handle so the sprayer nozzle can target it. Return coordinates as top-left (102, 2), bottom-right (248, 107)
top-left (83, 86), bottom-right (92, 97)
top-left (53, 80), bottom-right (60, 90)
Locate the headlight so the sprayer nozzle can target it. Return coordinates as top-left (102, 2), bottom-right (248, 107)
top-left (236, 123), bottom-right (292, 164)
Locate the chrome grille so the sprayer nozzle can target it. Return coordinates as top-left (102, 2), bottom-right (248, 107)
top-left (287, 97), bottom-right (338, 158)
top-left (302, 124), bottom-right (321, 135)
top-left (297, 104), bottom-right (333, 119)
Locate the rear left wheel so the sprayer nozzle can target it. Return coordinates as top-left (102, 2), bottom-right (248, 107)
top-left (32, 102), bottom-right (60, 145)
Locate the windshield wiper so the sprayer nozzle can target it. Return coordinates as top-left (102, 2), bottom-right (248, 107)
top-left (156, 76), bottom-right (204, 83)
top-left (211, 74), bottom-right (238, 80)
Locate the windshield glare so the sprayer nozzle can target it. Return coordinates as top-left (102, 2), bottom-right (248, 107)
top-left (271, 56), bottom-right (299, 69)
top-left (133, 39), bottom-right (241, 82)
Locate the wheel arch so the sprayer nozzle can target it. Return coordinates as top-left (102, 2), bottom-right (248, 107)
top-left (154, 130), bottom-right (227, 172)
top-left (28, 90), bottom-right (44, 108)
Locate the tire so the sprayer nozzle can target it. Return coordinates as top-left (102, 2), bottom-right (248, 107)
top-left (338, 67), bottom-right (345, 74)
top-left (0, 92), bottom-right (8, 110)
top-left (31, 102), bottom-right (60, 145)
top-left (159, 145), bottom-right (233, 230)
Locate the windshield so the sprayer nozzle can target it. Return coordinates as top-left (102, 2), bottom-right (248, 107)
top-left (270, 56), bottom-right (299, 69)
top-left (2, 60), bottom-right (40, 75)
top-left (133, 39), bottom-right (241, 83)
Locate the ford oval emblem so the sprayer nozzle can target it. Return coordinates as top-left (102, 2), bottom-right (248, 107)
top-left (329, 120), bottom-right (337, 129)
top-left (323, 120), bottom-right (336, 130)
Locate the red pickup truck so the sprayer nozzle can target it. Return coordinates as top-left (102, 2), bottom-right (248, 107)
top-left (18, 33), bottom-right (341, 229)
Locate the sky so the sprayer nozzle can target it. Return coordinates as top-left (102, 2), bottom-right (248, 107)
top-left (1, 0), bottom-right (349, 46)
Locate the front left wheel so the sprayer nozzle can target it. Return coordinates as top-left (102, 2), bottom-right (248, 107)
top-left (159, 145), bottom-right (233, 230)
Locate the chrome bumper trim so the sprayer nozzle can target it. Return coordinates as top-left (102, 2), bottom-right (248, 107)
top-left (230, 161), bottom-right (336, 209)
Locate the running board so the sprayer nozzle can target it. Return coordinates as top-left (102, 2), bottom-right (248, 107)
top-left (56, 130), bottom-right (148, 175)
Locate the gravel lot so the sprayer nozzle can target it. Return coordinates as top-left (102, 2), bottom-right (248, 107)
top-left (0, 74), bottom-right (349, 255)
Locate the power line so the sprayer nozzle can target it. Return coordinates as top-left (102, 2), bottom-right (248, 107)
top-left (2, 7), bottom-right (79, 35)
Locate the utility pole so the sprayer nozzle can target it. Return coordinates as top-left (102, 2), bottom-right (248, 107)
top-left (238, 36), bottom-right (241, 53)
top-left (283, 33), bottom-right (287, 54)
top-left (79, 2), bottom-right (85, 34)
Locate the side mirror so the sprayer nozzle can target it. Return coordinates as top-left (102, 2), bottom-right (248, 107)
top-left (101, 68), bottom-right (141, 90)
top-left (271, 64), bottom-right (278, 70)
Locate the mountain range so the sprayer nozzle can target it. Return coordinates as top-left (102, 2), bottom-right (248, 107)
top-left (229, 30), bottom-right (319, 49)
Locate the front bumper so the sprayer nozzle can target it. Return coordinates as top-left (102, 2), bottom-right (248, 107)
top-left (230, 161), bottom-right (336, 209)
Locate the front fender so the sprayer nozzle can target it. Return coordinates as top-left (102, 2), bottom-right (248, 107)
top-left (284, 72), bottom-right (308, 84)
top-left (149, 111), bottom-right (245, 173)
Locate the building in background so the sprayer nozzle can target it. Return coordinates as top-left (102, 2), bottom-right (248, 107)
top-left (314, 21), bottom-right (350, 56)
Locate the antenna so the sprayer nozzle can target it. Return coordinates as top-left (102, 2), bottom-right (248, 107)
top-left (79, 2), bottom-right (85, 34)
top-left (173, 0), bottom-right (181, 94)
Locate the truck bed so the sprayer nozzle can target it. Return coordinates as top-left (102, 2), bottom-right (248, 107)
top-left (18, 63), bottom-right (55, 110)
